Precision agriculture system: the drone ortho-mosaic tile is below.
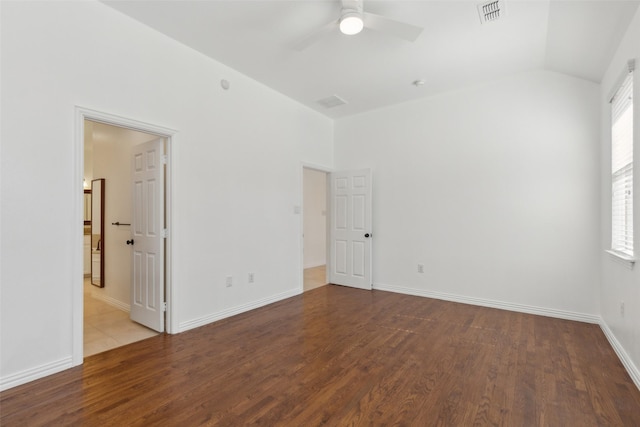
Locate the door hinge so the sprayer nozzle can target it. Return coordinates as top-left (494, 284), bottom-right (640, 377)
top-left (161, 154), bottom-right (168, 165)
top-left (162, 302), bottom-right (167, 312)
top-left (161, 228), bottom-right (168, 238)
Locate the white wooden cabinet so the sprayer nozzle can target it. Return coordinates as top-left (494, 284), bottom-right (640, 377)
top-left (91, 252), bottom-right (101, 284)
top-left (84, 234), bottom-right (91, 275)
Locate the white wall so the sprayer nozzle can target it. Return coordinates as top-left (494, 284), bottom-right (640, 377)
top-left (0, 0), bottom-right (333, 389)
top-left (335, 70), bottom-right (601, 318)
top-left (599, 6), bottom-right (640, 386)
top-left (303, 168), bottom-right (327, 268)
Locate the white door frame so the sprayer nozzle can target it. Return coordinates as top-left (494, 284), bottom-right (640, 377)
top-left (72, 106), bottom-right (177, 366)
top-left (300, 162), bottom-right (333, 292)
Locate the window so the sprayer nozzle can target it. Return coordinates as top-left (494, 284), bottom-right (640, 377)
top-left (610, 62), bottom-right (634, 257)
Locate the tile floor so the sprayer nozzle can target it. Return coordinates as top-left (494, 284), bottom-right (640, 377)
top-left (303, 265), bottom-right (327, 292)
top-left (84, 279), bottom-right (159, 357)
top-left (84, 267), bottom-right (325, 357)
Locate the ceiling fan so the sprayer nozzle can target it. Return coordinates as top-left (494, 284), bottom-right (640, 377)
top-left (294, 0), bottom-right (424, 50)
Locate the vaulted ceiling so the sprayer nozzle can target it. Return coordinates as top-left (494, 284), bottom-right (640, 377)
top-left (103, 0), bottom-right (639, 119)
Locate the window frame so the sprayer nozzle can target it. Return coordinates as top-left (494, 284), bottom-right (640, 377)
top-left (607, 59), bottom-right (636, 267)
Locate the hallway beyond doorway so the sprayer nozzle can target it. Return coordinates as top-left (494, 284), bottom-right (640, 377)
top-left (303, 265), bottom-right (327, 292)
top-left (84, 279), bottom-right (158, 357)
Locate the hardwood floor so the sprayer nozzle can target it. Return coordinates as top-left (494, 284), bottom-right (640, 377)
top-left (2, 285), bottom-right (640, 426)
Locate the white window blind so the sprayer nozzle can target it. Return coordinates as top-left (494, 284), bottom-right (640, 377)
top-left (611, 67), bottom-right (634, 256)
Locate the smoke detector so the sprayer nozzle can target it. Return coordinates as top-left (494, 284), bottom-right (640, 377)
top-left (477, 0), bottom-right (505, 24)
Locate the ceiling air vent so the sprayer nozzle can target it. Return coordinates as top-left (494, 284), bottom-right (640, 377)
top-left (477, 0), bottom-right (505, 24)
top-left (317, 95), bottom-right (348, 109)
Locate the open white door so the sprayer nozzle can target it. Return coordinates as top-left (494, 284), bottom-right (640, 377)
top-left (329, 169), bottom-right (372, 290)
top-left (130, 138), bottom-right (165, 332)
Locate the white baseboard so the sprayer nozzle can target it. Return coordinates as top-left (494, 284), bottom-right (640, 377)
top-left (0, 357), bottom-right (73, 392)
top-left (304, 262), bottom-right (326, 269)
top-left (373, 283), bottom-right (601, 324)
top-left (6, 286), bottom-right (636, 394)
top-left (178, 288), bottom-right (301, 332)
top-left (599, 321), bottom-right (640, 390)
top-left (374, 282), bottom-right (640, 391)
top-left (91, 293), bottom-right (130, 312)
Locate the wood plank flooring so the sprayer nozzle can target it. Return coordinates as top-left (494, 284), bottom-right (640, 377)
top-left (2, 285), bottom-right (640, 426)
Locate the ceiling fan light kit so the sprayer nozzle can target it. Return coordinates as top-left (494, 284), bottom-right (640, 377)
top-left (294, 0), bottom-right (423, 50)
top-left (340, 11), bottom-right (364, 35)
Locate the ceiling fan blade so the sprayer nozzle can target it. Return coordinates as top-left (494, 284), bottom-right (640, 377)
top-left (292, 20), bottom-right (337, 51)
top-left (363, 12), bottom-right (423, 42)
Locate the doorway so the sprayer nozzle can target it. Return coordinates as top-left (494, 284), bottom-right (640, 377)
top-left (303, 167), bottom-right (328, 291)
top-left (73, 107), bottom-right (175, 365)
top-left (82, 120), bottom-right (162, 356)
top-left (303, 167), bottom-right (373, 292)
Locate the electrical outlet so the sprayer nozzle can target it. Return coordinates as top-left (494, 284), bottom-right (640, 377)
top-left (620, 301), bottom-right (625, 317)
top-left (248, 272), bottom-right (255, 283)
top-left (226, 276), bottom-right (233, 287)
top-left (417, 264), bottom-right (424, 274)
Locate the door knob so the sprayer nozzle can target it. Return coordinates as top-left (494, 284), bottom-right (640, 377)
top-left (126, 239), bottom-right (134, 245)
top-left (364, 233), bottom-right (370, 238)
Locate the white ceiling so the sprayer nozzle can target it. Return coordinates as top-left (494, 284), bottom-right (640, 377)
top-left (102, 0), bottom-right (639, 119)
top-left (84, 120), bottom-right (158, 158)
top-left (86, 120), bottom-right (157, 147)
